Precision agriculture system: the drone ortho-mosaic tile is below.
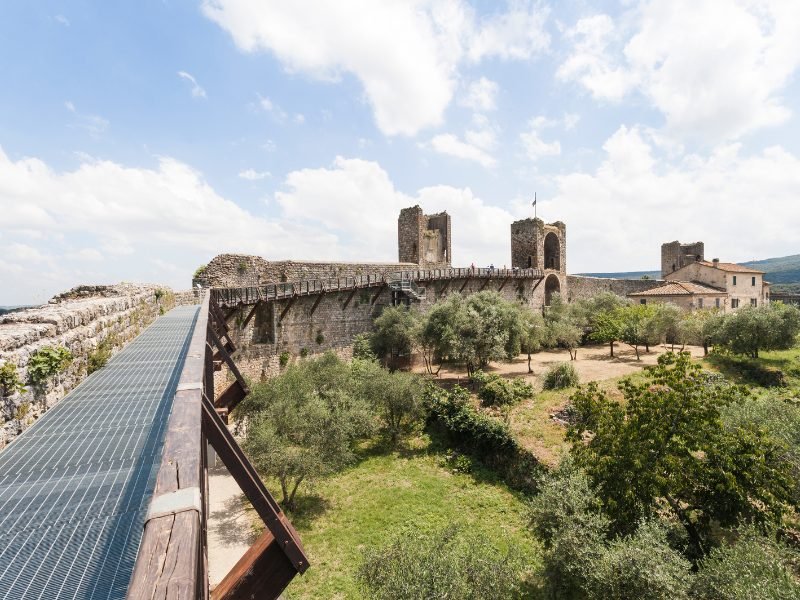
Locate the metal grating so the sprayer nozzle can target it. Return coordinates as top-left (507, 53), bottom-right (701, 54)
top-left (0, 305), bottom-right (200, 599)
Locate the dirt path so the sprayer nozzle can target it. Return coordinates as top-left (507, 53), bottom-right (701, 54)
top-left (207, 465), bottom-right (260, 587)
top-left (414, 343), bottom-right (706, 385)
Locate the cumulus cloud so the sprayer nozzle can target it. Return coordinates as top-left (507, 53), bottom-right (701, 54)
top-left (460, 77), bottom-right (499, 112)
top-left (558, 1), bottom-right (800, 141)
top-left (239, 168), bottom-right (271, 180)
top-left (201, 0), bottom-right (549, 136)
top-left (547, 126), bottom-right (800, 272)
top-left (520, 115), bottom-right (561, 160)
top-left (177, 71), bottom-right (207, 98)
top-left (428, 114), bottom-right (498, 167)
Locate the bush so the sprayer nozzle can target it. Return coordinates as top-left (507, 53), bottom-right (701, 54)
top-left (357, 524), bottom-right (526, 599)
top-left (315, 330), bottom-right (325, 345)
top-left (193, 264), bottom-right (207, 279)
top-left (692, 527), bottom-right (800, 599)
top-left (88, 336), bottom-right (116, 374)
top-left (278, 352), bottom-right (290, 368)
top-left (542, 362), bottom-right (579, 389)
top-left (0, 362), bottom-right (26, 398)
top-left (352, 333), bottom-right (377, 361)
top-left (299, 348), bottom-right (309, 358)
top-left (27, 346), bottom-right (72, 386)
top-left (474, 371), bottom-right (534, 407)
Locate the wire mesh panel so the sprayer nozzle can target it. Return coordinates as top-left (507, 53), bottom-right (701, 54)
top-left (0, 305), bottom-right (200, 600)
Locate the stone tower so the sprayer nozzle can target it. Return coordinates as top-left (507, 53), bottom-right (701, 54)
top-left (661, 240), bottom-right (704, 278)
top-left (510, 218), bottom-right (567, 305)
top-left (398, 206), bottom-right (452, 267)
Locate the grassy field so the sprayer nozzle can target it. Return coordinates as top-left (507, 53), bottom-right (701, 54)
top-left (279, 434), bottom-right (541, 599)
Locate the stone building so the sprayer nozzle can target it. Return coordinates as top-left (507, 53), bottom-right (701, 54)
top-left (397, 205), bottom-right (451, 267)
top-left (661, 240), bottom-right (705, 278)
top-left (510, 218), bottom-right (567, 305)
top-left (664, 259), bottom-right (769, 311)
top-left (628, 281), bottom-right (728, 310)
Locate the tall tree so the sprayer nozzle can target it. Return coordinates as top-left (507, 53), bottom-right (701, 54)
top-left (371, 305), bottom-right (418, 362)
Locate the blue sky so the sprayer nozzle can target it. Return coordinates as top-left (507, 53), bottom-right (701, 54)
top-left (2, 0), bottom-right (800, 304)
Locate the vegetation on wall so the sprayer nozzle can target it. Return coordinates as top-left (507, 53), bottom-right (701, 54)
top-left (27, 346), bottom-right (72, 387)
top-left (0, 362), bottom-right (26, 398)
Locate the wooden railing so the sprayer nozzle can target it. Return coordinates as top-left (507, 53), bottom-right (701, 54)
top-left (211, 266), bottom-right (545, 307)
top-left (127, 291), bottom-right (308, 600)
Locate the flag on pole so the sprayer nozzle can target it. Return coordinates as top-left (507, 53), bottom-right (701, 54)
top-left (532, 192), bottom-right (537, 218)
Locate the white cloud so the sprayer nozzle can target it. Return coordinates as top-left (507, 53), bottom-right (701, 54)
top-left (460, 77), bottom-right (498, 112)
top-left (64, 101), bottom-right (109, 138)
top-left (202, 0), bottom-right (549, 136)
top-left (559, 1), bottom-right (800, 141)
top-left (177, 71), bottom-right (207, 98)
top-left (520, 116), bottom-right (561, 160)
top-left (239, 168), bottom-right (271, 180)
top-left (548, 125), bottom-right (800, 272)
top-left (54, 15), bottom-right (70, 26)
top-left (428, 114), bottom-right (498, 167)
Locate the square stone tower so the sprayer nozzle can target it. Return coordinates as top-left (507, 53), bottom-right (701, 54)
top-left (510, 218), bottom-right (566, 273)
top-left (398, 206), bottom-right (452, 267)
top-left (661, 240), bottom-right (704, 278)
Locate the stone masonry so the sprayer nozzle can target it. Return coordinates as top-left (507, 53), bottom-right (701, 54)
top-left (398, 205), bottom-right (452, 267)
top-left (661, 240), bottom-right (704, 278)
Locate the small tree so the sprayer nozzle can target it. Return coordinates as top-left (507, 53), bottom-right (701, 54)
top-left (238, 353), bottom-right (373, 510)
top-left (544, 294), bottom-right (582, 360)
top-left (682, 308), bottom-right (725, 355)
top-left (415, 295), bottom-right (465, 376)
top-left (371, 305), bottom-right (417, 362)
top-left (518, 308), bottom-right (545, 373)
top-left (357, 524), bottom-right (525, 599)
top-left (617, 303), bottom-right (659, 359)
top-left (568, 352), bottom-right (794, 555)
top-left (714, 303), bottom-right (800, 358)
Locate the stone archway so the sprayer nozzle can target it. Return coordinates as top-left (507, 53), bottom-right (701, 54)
top-left (544, 274), bottom-right (560, 306)
top-left (544, 232), bottom-right (560, 270)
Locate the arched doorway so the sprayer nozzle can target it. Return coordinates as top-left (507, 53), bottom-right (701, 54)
top-left (544, 232), bottom-right (560, 270)
top-left (544, 274), bottom-right (560, 306)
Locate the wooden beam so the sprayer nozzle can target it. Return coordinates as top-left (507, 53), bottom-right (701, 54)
top-left (202, 395), bottom-right (308, 574)
top-left (459, 278), bottom-right (470, 293)
top-left (211, 530), bottom-right (296, 600)
top-left (341, 287), bottom-right (358, 310)
top-left (209, 326), bottom-right (250, 408)
top-left (240, 300), bottom-right (261, 330)
top-left (497, 277), bottom-right (510, 292)
top-left (479, 278), bottom-right (490, 291)
top-left (216, 379), bottom-right (247, 412)
top-left (437, 279), bottom-right (450, 297)
top-left (210, 301), bottom-right (231, 333)
top-left (223, 305), bottom-right (240, 322)
top-left (370, 284), bottom-right (386, 306)
top-left (278, 297), bottom-right (297, 324)
top-left (309, 292), bottom-right (325, 317)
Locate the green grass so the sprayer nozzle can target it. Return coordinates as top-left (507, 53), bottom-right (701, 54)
top-left (277, 435), bottom-right (541, 599)
top-left (703, 346), bottom-right (800, 394)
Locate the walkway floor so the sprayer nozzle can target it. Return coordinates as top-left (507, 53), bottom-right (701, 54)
top-left (0, 305), bottom-right (199, 600)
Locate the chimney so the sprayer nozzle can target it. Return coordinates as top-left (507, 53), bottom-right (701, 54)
top-left (712, 258), bottom-right (719, 267)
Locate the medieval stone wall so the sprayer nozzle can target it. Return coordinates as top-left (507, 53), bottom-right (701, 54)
top-left (661, 240), bottom-right (704, 278)
top-left (0, 283), bottom-right (184, 446)
top-left (566, 275), bottom-right (664, 302)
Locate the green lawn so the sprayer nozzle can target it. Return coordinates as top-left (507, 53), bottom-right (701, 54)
top-left (277, 435), bottom-right (541, 599)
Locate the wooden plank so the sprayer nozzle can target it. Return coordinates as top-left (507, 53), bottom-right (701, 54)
top-left (215, 380), bottom-right (247, 412)
top-left (202, 395), bottom-right (309, 574)
top-left (127, 291), bottom-right (210, 599)
top-left (211, 530), bottom-right (296, 600)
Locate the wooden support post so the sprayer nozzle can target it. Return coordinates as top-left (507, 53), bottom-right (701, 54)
top-left (459, 278), bottom-right (470, 293)
top-left (479, 278), bottom-right (490, 291)
top-left (209, 327), bottom-right (250, 412)
top-left (309, 292), bottom-right (324, 317)
top-left (223, 305), bottom-right (240, 322)
top-left (202, 395), bottom-right (308, 573)
top-left (278, 297), bottom-right (297, 324)
top-left (240, 301), bottom-right (262, 330)
top-left (210, 301), bottom-right (231, 333)
top-left (370, 284), bottom-right (386, 306)
top-left (437, 280), bottom-right (450, 297)
top-left (342, 287), bottom-right (358, 310)
top-left (497, 277), bottom-right (510, 292)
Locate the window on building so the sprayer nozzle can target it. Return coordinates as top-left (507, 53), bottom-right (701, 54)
top-left (698, 298), bottom-right (704, 308)
top-left (751, 298), bottom-right (757, 307)
top-left (640, 299), bottom-right (646, 305)
top-left (715, 298), bottom-right (720, 308)
top-left (731, 298), bottom-right (739, 309)
top-left (733, 275), bottom-right (737, 285)
top-left (752, 276), bottom-right (756, 286)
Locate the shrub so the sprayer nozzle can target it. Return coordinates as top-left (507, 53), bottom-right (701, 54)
top-left (278, 352), bottom-right (290, 368)
top-left (692, 527), bottom-right (800, 600)
top-left (299, 348), bottom-right (309, 358)
top-left (473, 371), bottom-right (534, 406)
top-left (355, 361), bottom-right (426, 443)
top-left (193, 264), bottom-right (207, 279)
top-left (352, 333), bottom-right (377, 361)
top-left (88, 336), bottom-right (116, 374)
top-left (0, 362), bottom-right (26, 398)
top-left (27, 346), bottom-right (72, 386)
top-left (315, 330), bottom-right (325, 345)
top-left (357, 524), bottom-right (526, 599)
top-left (237, 260), bottom-right (248, 274)
top-left (542, 362), bottom-right (579, 389)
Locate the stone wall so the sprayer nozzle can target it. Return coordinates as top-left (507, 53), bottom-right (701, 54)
top-left (566, 275), bottom-right (664, 302)
top-left (197, 254), bottom-right (418, 288)
top-left (397, 205), bottom-right (451, 267)
top-left (0, 283), bottom-right (178, 446)
top-left (661, 240), bottom-right (704, 278)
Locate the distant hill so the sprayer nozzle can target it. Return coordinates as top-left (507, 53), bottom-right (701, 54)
top-left (0, 306), bottom-right (31, 316)
top-left (578, 254), bottom-right (800, 292)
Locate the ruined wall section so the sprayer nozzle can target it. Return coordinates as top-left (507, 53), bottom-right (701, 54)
top-left (199, 254), bottom-right (418, 288)
top-left (566, 275), bottom-right (664, 302)
top-left (661, 241), bottom-right (704, 278)
top-left (397, 205), bottom-right (451, 268)
top-left (510, 218), bottom-right (566, 274)
top-left (0, 284), bottom-right (183, 446)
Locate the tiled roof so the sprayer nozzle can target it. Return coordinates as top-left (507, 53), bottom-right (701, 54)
top-left (695, 260), bottom-right (764, 274)
top-left (628, 281), bottom-right (727, 297)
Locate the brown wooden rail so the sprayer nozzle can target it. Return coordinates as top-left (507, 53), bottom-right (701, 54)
top-left (211, 266), bottom-right (546, 307)
top-left (127, 291), bottom-right (308, 599)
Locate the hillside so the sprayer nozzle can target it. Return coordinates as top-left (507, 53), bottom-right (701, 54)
top-left (579, 253), bottom-right (800, 291)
